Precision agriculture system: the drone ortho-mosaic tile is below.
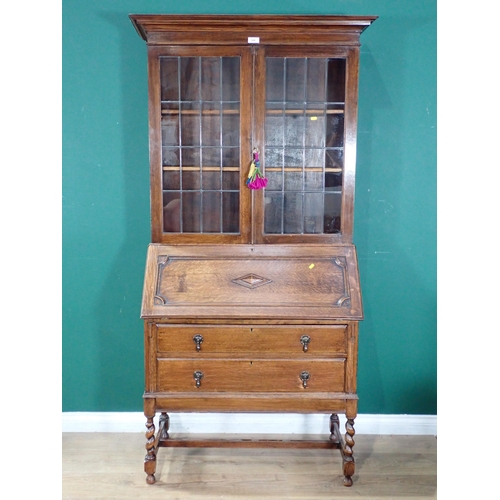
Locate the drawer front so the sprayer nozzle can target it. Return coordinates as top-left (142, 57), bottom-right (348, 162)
top-left (157, 325), bottom-right (347, 356)
top-left (156, 359), bottom-right (345, 392)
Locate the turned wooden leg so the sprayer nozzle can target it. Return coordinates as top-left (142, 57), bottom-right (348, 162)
top-left (329, 414), bottom-right (340, 443)
top-left (144, 415), bottom-right (157, 484)
top-left (342, 417), bottom-right (356, 486)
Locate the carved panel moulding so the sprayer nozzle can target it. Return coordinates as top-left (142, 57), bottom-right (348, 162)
top-left (153, 255), bottom-right (351, 308)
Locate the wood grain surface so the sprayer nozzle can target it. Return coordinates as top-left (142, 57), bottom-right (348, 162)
top-left (63, 432), bottom-right (436, 499)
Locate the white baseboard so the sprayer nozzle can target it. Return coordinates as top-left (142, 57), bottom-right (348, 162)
top-left (62, 412), bottom-right (436, 435)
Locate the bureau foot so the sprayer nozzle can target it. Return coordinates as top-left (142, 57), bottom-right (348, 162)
top-left (343, 472), bottom-right (353, 487)
top-left (144, 415), bottom-right (157, 484)
top-left (342, 418), bottom-right (356, 487)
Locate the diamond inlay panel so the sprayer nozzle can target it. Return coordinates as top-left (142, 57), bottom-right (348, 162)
top-left (148, 252), bottom-right (361, 319)
top-left (232, 273), bottom-right (273, 289)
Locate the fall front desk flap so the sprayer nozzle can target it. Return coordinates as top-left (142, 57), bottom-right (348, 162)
top-left (141, 244), bottom-right (363, 320)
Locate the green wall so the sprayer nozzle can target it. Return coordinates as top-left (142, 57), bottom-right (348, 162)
top-left (63, 0), bottom-right (436, 413)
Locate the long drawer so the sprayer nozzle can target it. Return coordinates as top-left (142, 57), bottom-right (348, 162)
top-left (156, 325), bottom-right (347, 356)
top-left (156, 359), bottom-right (346, 392)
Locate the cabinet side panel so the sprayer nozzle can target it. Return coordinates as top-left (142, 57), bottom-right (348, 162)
top-left (148, 48), bottom-right (163, 242)
top-left (144, 322), bottom-right (157, 393)
top-left (341, 47), bottom-right (360, 242)
top-left (345, 321), bottom-right (358, 394)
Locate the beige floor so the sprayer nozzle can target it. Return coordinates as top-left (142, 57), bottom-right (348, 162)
top-left (62, 433), bottom-right (437, 499)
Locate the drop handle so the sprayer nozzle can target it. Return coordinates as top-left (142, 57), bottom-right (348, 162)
top-left (193, 370), bottom-right (204, 388)
top-left (300, 335), bottom-right (311, 352)
top-left (300, 371), bottom-right (311, 389)
top-left (193, 334), bottom-right (204, 352)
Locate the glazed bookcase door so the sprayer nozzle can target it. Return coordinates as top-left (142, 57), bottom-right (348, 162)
top-left (148, 46), bottom-right (253, 243)
top-left (254, 47), bottom-right (359, 244)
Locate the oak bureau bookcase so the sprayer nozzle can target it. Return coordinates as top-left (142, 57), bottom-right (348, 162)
top-left (129, 14), bottom-right (376, 487)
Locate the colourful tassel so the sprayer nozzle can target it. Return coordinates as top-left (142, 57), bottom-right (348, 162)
top-left (246, 149), bottom-right (268, 190)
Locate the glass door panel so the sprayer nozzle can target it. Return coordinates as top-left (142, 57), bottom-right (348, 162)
top-left (264, 57), bottom-right (346, 235)
top-left (160, 56), bottom-right (240, 234)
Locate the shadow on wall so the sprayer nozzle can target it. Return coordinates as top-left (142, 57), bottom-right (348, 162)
top-left (94, 11), bottom-right (152, 410)
top-left (354, 14), bottom-right (436, 414)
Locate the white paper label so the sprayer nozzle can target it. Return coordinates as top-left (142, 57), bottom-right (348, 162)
top-left (248, 37), bottom-right (260, 44)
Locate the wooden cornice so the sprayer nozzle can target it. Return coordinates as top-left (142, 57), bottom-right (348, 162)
top-left (129, 15), bottom-right (378, 46)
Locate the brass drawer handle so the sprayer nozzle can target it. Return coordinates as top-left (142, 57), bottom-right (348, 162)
top-left (300, 371), bottom-right (311, 388)
top-left (300, 335), bottom-right (311, 352)
top-left (193, 334), bottom-right (204, 351)
top-left (193, 370), bottom-right (204, 388)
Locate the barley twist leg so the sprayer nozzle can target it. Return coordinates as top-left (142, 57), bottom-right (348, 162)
top-left (343, 418), bottom-right (356, 486)
top-left (329, 413), bottom-right (340, 443)
top-left (159, 412), bottom-right (170, 439)
top-left (144, 415), bottom-right (157, 484)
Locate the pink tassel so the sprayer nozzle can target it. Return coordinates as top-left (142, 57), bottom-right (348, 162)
top-left (246, 149), bottom-right (268, 190)
top-left (248, 176), bottom-right (268, 189)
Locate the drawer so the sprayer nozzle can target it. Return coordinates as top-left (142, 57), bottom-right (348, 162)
top-left (156, 359), bottom-right (345, 392)
top-left (156, 325), bottom-right (347, 356)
